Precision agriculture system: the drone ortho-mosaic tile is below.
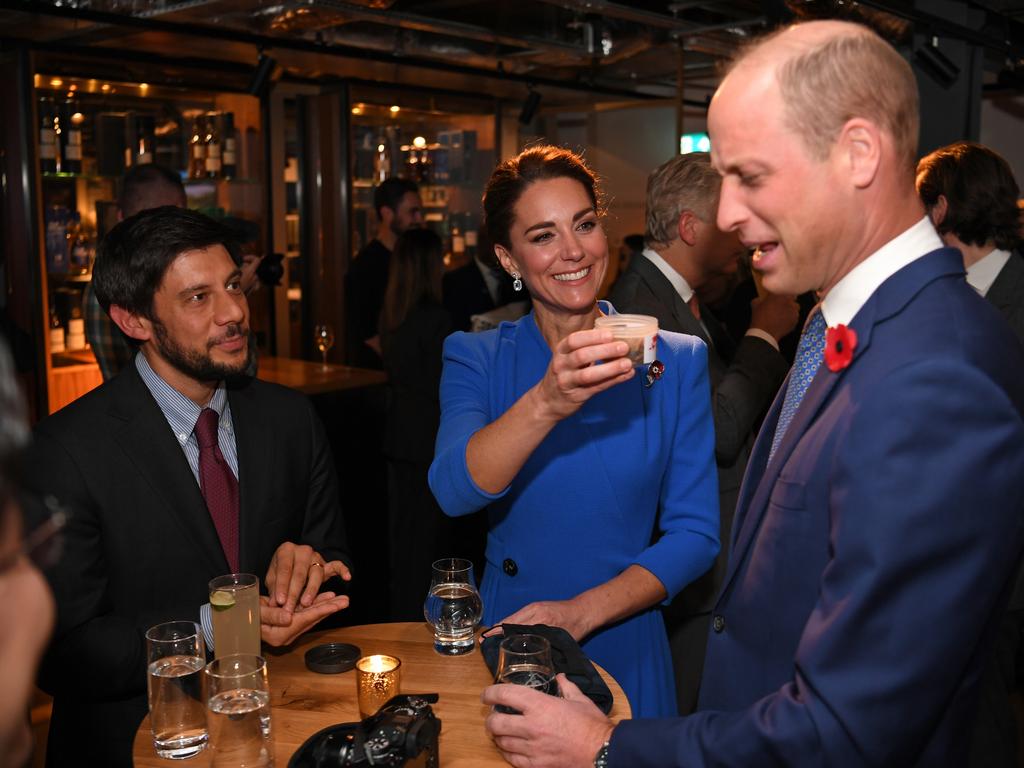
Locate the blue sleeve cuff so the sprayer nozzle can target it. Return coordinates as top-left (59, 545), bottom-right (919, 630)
top-left (429, 428), bottom-right (509, 517)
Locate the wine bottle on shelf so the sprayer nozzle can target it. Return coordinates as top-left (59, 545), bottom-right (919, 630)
top-left (189, 117), bottom-right (206, 179)
top-left (39, 97), bottom-right (57, 174)
top-left (221, 112), bottom-right (237, 179)
top-left (61, 97), bottom-right (83, 175)
top-left (204, 113), bottom-right (221, 179)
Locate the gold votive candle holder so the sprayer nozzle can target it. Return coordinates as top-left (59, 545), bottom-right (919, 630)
top-left (356, 654), bottom-right (402, 718)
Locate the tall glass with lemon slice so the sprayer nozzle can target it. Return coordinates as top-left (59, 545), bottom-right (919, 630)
top-left (209, 573), bottom-right (260, 658)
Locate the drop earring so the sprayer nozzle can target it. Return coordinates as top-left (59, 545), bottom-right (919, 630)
top-left (512, 271), bottom-right (523, 292)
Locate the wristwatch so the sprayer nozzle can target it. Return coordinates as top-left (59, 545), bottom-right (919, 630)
top-left (594, 740), bottom-right (611, 768)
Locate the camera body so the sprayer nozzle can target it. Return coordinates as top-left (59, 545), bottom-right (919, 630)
top-left (288, 693), bottom-right (440, 768)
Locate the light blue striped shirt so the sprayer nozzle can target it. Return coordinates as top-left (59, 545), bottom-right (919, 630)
top-left (135, 353), bottom-right (241, 650)
top-left (135, 354), bottom-right (239, 481)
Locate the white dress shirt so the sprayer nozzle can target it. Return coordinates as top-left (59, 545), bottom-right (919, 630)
top-left (965, 248), bottom-right (1012, 297)
top-left (822, 216), bottom-right (944, 328)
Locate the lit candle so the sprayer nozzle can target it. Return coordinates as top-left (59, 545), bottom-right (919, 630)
top-left (355, 654), bottom-right (401, 719)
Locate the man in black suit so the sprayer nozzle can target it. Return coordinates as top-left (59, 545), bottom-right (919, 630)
top-left (609, 151), bottom-right (799, 714)
top-left (442, 227), bottom-right (521, 332)
top-left (344, 178), bottom-right (423, 368)
top-left (917, 140), bottom-right (1024, 768)
top-left (917, 142), bottom-right (1024, 342)
top-left (27, 207), bottom-right (351, 767)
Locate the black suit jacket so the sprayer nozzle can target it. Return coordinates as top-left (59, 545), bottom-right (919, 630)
top-left (443, 261), bottom-right (502, 333)
top-left (27, 364), bottom-right (349, 767)
top-left (608, 254), bottom-right (789, 613)
top-left (986, 250), bottom-right (1024, 343)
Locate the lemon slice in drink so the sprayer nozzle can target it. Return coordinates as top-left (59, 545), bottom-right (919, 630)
top-left (210, 590), bottom-right (236, 611)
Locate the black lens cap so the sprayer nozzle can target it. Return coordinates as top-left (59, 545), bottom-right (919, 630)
top-left (304, 642), bottom-right (362, 674)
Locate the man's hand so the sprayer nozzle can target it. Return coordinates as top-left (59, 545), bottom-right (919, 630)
top-left (265, 541), bottom-right (351, 612)
top-left (483, 674), bottom-right (615, 768)
top-left (259, 592), bottom-right (349, 647)
top-left (750, 293), bottom-right (800, 342)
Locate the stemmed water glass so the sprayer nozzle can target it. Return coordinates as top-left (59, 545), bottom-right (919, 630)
top-left (313, 324), bottom-right (335, 368)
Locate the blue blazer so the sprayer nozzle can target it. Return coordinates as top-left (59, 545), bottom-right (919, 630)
top-left (611, 248), bottom-right (1024, 765)
top-left (428, 306), bottom-right (720, 716)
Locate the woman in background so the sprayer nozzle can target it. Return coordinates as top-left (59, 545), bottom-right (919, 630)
top-left (381, 228), bottom-right (480, 619)
top-left (428, 146), bottom-right (719, 717)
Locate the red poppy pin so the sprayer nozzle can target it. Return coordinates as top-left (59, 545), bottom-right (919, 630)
top-left (824, 325), bottom-right (857, 372)
top-left (644, 359), bottom-right (665, 388)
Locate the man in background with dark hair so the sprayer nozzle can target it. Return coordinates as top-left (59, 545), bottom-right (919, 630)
top-left (917, 140), bottom-right (1024, 768)
top-left (85, 163), bottom-right (187, 380)
top-left (917, 141), bottom-right (1024, 341)
top-left (344, 177), bottom-right (423, 368)
top-left (27, 206), bottom-right (351, 767)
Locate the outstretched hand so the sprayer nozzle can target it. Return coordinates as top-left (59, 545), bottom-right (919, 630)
top-left (259, 592), bottom-right (348, 647)
top-left (485, 598), bottom-right (593, 643)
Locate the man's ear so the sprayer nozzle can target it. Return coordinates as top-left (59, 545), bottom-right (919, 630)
top-left (494, 244), bottom-right (519, 277)
top-left (677, 211), bottom-right (700, 247)
top-left (108, 305), bottom-right (153, 343)
top-left (929, 195), bottom-right (948, 228)
top-left (837, 117), bottom-right (882, 189)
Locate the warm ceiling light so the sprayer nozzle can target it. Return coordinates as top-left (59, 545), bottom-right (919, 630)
top-left (139, 83), bottom-right (149, 92)
top-left (50, 78), bottom-right (63, 87)
top-left (68, 84), bottom-right (77, 92)
top-left (101, 83), bottom-right (111, 92)
top-left (389, 105), bottom-right (400, 113)
top-left (377, 144), bottom-right (386, 153)
top-left (71, 112), bottom-right (85, 125)
top-left (351, 106), bottom-right (363, 115)
top-left (412, 136), bottom-right (426, 149)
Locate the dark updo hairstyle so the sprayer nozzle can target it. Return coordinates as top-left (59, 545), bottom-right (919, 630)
top-left (483, 146), bottom-right (604, 251)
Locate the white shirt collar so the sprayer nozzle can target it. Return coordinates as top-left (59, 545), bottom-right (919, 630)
top-left (821, 216), bottom-right (944, 327)
top-left (642, 248), bottom-right (694, 303)
top-left (965, 248), bottom-right (1011, 297)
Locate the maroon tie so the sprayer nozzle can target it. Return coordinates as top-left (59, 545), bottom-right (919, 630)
top-left (195, 408), bottom-right (240, 572)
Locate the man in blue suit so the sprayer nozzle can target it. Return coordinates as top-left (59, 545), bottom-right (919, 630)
top-left (482, 19), bottom-right (1024, 768)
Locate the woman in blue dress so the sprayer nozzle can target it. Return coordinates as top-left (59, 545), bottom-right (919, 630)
top-left (428, 146), bottom-right (719, 718)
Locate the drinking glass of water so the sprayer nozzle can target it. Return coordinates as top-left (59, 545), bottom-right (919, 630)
top-left (423, 557), bottom-right (482, 655)
top-left (205, 654), bottom-right (274, 767)
top-left (494, 634), bottom-right (556, 715)
top-left (146, 621), bottom-right (208, 759)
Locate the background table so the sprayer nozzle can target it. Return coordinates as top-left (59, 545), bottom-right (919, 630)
top-left (256, 356), bottom-right (386, 396)
top-left (133, 622), bottom-right (632, 767)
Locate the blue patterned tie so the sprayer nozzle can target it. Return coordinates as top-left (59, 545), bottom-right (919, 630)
top-left (769, 309), bottom-right (827, 462)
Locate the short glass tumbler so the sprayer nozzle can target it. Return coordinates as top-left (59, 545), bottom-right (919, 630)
top-left (145, 620), bottom-right (208, 759)
top-left (423, 557), bottom-right (483, 655)
top-left (206, 654), bottom-right (274, 767)
top-left (494, 634), bottom-right (556, 715)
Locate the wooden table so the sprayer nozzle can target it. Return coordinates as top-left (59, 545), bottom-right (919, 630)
top-left (256, 356), bottom-right (386, 396)
top-left (133, 622), bottom-right (631, 767)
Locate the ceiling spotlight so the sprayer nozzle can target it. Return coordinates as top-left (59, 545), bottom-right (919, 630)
top-left (389, 105), bottom-right (401, 114)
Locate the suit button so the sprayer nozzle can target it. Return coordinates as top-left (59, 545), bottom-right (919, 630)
top-left (712, 615), bottom-right (726, 633)
top-left (503, 558), bottom-right (518, 577)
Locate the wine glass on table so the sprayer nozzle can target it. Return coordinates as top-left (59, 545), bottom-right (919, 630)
top-left (314, 324), bottom-right (334, 369)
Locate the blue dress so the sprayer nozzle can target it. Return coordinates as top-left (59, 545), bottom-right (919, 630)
top-left (428, 303), bottom-right (720, 717)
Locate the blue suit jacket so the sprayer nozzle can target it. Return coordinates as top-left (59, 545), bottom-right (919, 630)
top-left (611, 248), bottom-right (1024, 766)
